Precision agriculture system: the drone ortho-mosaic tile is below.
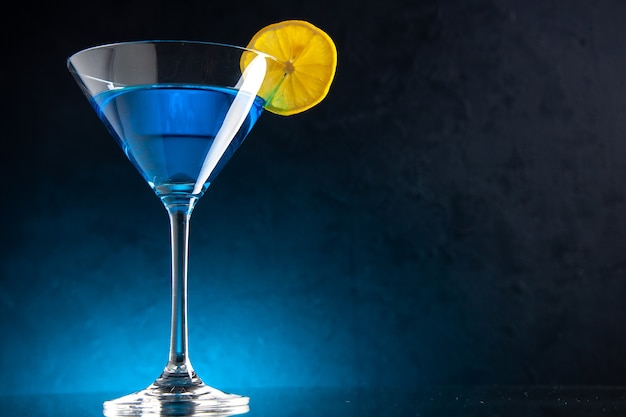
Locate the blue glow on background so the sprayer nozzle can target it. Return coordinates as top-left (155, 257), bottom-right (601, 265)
top-left (1, 144), bottom-right (475, 394)
top-left (3, 117), bottom-right (626, 393)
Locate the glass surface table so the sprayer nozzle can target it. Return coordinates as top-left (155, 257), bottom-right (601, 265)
top-left (3, 386), bottom-right (626, 416)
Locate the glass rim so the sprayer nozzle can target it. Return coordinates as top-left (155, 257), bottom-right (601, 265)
top-left (66, 39), bottom-right (279, 66)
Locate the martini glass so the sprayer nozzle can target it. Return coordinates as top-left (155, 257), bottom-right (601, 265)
top-left (67, 40), bottom-right (281, 415)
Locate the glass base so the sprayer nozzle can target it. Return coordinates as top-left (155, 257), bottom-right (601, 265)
top-left (103, 372), bottom-right (249, 416)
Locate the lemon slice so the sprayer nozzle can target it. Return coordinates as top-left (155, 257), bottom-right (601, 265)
top-left (241, 20), bottom-right (337, 116)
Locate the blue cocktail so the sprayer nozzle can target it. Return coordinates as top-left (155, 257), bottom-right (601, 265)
top-left (68, 41), bottom-right (280, 416)
top-left (92, 85), bottom-right (265, 198)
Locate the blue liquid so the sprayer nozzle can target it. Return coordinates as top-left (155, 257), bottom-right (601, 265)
top-left (91, 85), bottom-right (265, 197)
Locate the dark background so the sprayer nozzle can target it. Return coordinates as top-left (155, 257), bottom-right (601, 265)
top-left (2, 0), bottom-right (625, 394)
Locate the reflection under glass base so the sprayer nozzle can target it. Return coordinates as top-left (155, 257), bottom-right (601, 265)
top-left (103, 371), bottom-right (249, 416)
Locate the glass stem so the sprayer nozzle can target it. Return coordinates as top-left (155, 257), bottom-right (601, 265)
top-left (160, 196), bottom-right (200, 384)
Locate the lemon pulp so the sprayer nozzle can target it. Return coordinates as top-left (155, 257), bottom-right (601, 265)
top-left (241, 20), bottom-right (338, 116)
